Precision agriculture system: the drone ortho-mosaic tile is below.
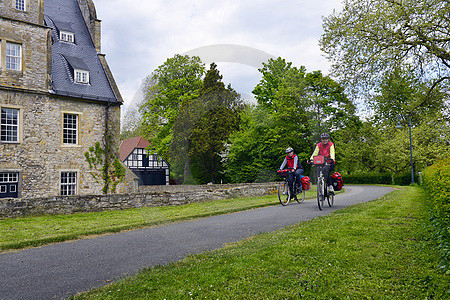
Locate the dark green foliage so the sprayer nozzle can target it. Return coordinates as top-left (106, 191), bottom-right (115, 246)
top-left (422, 156), bottom-right (450, 273)
top-left (343, 173), bottom-right (412, 186)
top-left (171, 63), bottom-right (244, 184)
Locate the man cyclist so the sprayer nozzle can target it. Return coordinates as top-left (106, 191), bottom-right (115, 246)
top-left (279, 147), bottom-right (304, 192)
top-left (310, 133), bottom-right (335, 193)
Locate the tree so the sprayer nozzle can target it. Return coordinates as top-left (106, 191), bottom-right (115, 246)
top-left (224, 58), bottom-right (359, 183)
top-left (140, 55), bottom-right (205, 157)
top-left (171, 63), bottom-right (243, 184)
top-left (320, 0), bottom-right (450, 106)
top-left (253, 57), bottom-right (307, 110)
top-left (253, 57), bottom-right (358, 143)
top-left (370, 67), bottom-right (448, 125)
top-left (304, 71), bottom-right (360, 141)
top-left (225, 105), bottom-right (290, 183)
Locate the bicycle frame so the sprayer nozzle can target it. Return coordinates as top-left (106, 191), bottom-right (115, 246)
top-left (311, 157), bottom-right (334, 210)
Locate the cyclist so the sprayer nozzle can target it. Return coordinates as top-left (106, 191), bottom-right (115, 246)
top-left (310, 133), bottom-right (335, 193)
top-left (279, 147), bottom-right (304, 192)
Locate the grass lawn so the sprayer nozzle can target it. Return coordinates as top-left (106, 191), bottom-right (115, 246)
top-left (0, 188), bottom-right (317, 251)
top-left (70, 186), bottom-right (448, 299)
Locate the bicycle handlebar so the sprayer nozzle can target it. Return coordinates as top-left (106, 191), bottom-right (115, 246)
top-left (277, 169), bottom-right (295, 174)
top-left (307, 159), bottom-right (334, 165)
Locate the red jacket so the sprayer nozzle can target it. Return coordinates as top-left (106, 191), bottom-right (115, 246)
top-left (286, 154), bottom-right (297, 169)
top-left (318, 142), bottom-right (334, 158)
top-left (310, 142), bottom-right (335, 161)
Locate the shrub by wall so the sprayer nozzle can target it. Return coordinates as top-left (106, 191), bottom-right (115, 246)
top-left (343, 172), bottom-right (411, 185)
top-left (422, 156), bottom-right (450, 273)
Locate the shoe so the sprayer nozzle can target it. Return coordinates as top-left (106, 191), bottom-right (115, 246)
top-left (329, 185), bottom-right (334, 193)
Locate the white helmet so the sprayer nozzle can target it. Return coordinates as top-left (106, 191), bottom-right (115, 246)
top-left (285, 147), bottom-right (294, 153)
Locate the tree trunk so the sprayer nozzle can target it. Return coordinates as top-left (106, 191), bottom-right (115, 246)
top-left (183, 157), bottom-right (192, 184)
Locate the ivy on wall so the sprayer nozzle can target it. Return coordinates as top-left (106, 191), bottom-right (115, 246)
top-left (84, 134), bottom-right (125, 194)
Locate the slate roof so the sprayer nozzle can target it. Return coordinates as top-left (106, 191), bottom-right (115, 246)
top-left (119, 136), bottom-right (151, 162)
top-left (44, 0), bottom-right (119, 103)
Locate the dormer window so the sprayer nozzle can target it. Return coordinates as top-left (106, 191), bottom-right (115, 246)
top-left (74, 69), bottom-right (89, 84)
top-left (15, 0), bottom-right (25, 11)
top-left (60, 31), bottom-right (74, 43)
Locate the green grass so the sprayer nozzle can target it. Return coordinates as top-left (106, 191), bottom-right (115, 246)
top-left (71, 187), bottom-right (448, 299)
top-left (0, 188), bottom-right (317, 251)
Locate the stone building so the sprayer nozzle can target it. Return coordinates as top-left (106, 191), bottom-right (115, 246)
top-left (0, 0), bottom-right (134, 198)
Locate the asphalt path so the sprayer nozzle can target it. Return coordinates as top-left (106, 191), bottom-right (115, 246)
top-left (0, 185), bottom-right (395, 300)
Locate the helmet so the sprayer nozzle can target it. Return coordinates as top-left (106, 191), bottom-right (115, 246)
top-left (285, 147), bottom-right (294, 153)
top-left (320, 133), bottom-right (330, 139)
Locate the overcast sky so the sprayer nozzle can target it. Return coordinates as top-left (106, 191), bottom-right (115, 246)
top-left (93, 0), bottom-right (344, 115)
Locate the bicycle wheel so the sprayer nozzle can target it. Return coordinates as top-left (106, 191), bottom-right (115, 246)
top-left (278, 181), bottom-right (291, 206)
top-left (327, 187), bottom-right (334, 207)
top-left (295, 182), bottom-right (304, 204)
top-left (297, 189), bottom-right (305, 204)
top-left (317, 177), bottom-right (325, 210)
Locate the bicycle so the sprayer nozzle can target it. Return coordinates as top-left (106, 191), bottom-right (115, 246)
top-left (310, 156), bottom-right (335, 210)
top-left (277, 169), bottom-right (305, 206)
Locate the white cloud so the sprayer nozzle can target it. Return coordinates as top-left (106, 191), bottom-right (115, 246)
top-left (93, 0), bottom-right (343, 115)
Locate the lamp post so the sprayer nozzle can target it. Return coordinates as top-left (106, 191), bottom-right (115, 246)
top-left (396, 115), bottom-right (414, 184)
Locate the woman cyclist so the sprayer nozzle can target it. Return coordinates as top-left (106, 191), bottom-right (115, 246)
top-left (310, 133), bottom-right (335, 192)
top-left (280, 147), bottom-right (304, 192)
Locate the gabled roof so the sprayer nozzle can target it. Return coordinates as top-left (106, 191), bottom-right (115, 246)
top-left (44, 0), bottom-right (119, 103)
top-left (119, 136), bottom-right (151, 161)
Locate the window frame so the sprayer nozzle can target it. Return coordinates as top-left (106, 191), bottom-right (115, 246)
top-left (74, 69), bottom-right (89, 84)
top-left (60, 31), bottom-right (74, 43)
top-left (14, 0), bottom-right (26, 11)
top-left (60, 171), bottom-right (77, 196)
top-left (6, 42), bottom-right (22, 71)
top-left (1, 106), bottom-right (20, 143)
top-left (62, 112), bottom-right (79, 145)
top-left (0, 171), bottom-right (20, 198)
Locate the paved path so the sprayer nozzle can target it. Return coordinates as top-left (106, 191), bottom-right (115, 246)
top-left (0, 185), bottom-right (394, 300)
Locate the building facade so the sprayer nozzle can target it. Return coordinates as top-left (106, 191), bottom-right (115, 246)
top-left (120, 137), bottom-right (170, 186)
top-left (0, 0), bottom-right (129, 199)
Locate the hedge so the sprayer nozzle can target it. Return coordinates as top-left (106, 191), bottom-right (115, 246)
top-left (342, 172), bottom-right (412, 185)
top-left (422, 156), bottom-right (450, 273)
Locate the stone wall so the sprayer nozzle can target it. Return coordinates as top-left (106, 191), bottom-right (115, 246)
top-left (0, 182), bottom-right (278, 218)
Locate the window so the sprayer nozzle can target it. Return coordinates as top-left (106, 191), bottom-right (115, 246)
top-left (0, 172), bottom-right (19, 198)
top-left (15, 0), bottom-right (25, 11)
top-left (61, 172), bottom-right (77, 196)
top-left (74, 69), bottom-right (89, 84)
top-left (6, 42), bottom-right (22, 71)
top-left (63, 113), bottom-right (78, 144)
top-left (1, 108), bottom-right (19, 143)
top-left (60, 31), bottom-right (74, 43)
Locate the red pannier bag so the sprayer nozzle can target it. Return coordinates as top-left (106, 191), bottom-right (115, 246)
top-left (277, 169), bottom-right (288, 178)
top-left (301, 176), bottom-right (311, 191)
top-left (313, 155), bottom-right (325, 164)
top-left (331, 172), bottom-right (343, 191)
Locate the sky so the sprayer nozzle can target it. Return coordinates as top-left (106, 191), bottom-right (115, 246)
top-left (93, 0), bottom-right (344, 117)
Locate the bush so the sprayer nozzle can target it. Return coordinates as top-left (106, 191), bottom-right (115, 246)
top-left (422, 156), bottom-right (450, 273)
top-left (343, 172), bottom-right (411, 185)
